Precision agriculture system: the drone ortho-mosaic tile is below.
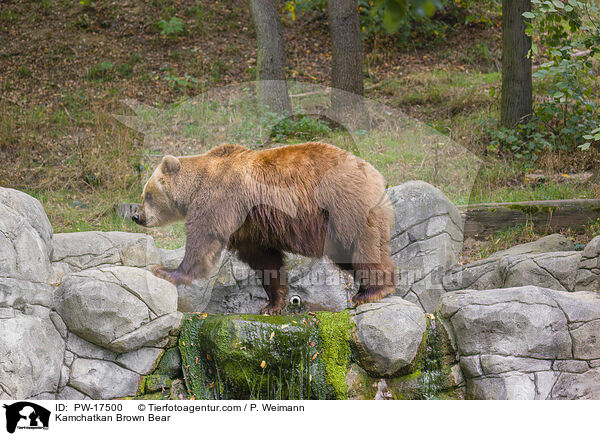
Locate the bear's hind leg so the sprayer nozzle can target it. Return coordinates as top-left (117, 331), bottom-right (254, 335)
top-left (348, 212), bottom-right (397, 306)
top-left (332, 251), bottom-right (396, 306)
top-left (237, 247), bottom-right (288, 315)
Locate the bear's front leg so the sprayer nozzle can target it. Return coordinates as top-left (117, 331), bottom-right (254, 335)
top-left (259, 278), bottom-right (288, 315)
top-left (151, 233), bottom-right (224, 286)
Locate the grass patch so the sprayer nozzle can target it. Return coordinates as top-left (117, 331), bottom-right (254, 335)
top-left (381, 69), bottom-right (499, 118)
top-left (474, 222), bottom-right (538, 260)
top-left (27, 188), bottom-right (186, 249)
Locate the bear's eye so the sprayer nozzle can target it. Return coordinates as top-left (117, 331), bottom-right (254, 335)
top-left (145, 192), bottom-right (152, 203)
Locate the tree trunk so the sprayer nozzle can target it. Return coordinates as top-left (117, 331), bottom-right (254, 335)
top-left (249, 0), bottom-right (292, 116)
top-left (328, 0), bottom-right (368, 131)
top-left (500, 0), bottom-right (533, 129)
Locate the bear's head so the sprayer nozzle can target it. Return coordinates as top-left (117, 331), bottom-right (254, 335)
top-left (133, 155), bottom-right (185, 228)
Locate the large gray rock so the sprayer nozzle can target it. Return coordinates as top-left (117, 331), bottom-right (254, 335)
top-left (69, 358), bottom-right (140, 399)
top-left (439, 286), bottom-right (600, 399)
top-left (501, 251), bottom-right (581, 292)
top-left (108, 312), bottom-right (183, 353)
top-left (0, 188), bottom-right (53, 255)
top-left (52, 231), bottom-right (162, 280)
top-left (56, 266), bottom-right (180, 352)
top-left (444, 244), bottom-right (582, 294)
top-left (115, 347), bottom-right (164, 374)
top-left (490, 234), bottom-right (574, 258)
top-left (0, 188), bottom-right (53, 282)
top-left (387, 181), bottom-right (463, 312)
top-left (66, 333), bottom-right (118, 361)
top-left (0, 278), bottom-right (55, 309)
top-left (443, 257), bottom-right (503, 291)
top-left (574, 235), bottom-right (600, 292)
top-left (0, 311), bottom-right (65, 399)
top-left (351, 296), bottom-right (427, 377)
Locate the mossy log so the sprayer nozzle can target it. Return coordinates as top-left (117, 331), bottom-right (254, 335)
top-left (459, 199), bottom-right (600, 239)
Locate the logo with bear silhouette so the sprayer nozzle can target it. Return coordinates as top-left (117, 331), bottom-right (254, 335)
top-left (2, 402), bottom-right (50, 434)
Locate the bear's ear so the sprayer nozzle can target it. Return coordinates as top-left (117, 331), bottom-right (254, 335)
top-left (161, 155), bottom-right (181, 175)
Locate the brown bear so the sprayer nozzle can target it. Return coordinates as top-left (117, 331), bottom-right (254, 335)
top-left (133, 142), bottom-right (397, 314)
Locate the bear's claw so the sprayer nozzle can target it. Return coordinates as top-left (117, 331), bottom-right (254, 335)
top-left (151, 265), bottom-right (192, 286)
top-left (260, 302), bottom-right (286, 315)
top-left (351, 285), bottom-right (395, 306)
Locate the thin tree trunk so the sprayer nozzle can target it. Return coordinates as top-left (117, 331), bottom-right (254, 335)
top-left (501, 0), bottom-right (533, 128)
top-left (328, 0), bottom-right (368, 131)
top-left (249, 0), bottom-right (292, 116)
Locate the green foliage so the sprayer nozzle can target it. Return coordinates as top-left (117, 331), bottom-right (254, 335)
top-left (483, 118), bottom-right (551, 160)
top-left (116, 63), bottom-right (133, 79)
top-left (87, 61), bottom-right (115, 81)
top-left (369, 0), bottom-right (444, 34)
top-left (78, 0), bottom-right (95, 7)
top-left (524, 0), bottom-right (600, 152)
top-left (164, 73), bottom-right (200, 90)
top-left (158, 16), bottom-right (184, 36)
top-left (270, 114), bottom-right (332, 142)
top-left (582, 127), bottom-right (600, 150)
top-left (314, 311), bottom-right (351, 400)
top-left (88, 58), bottom-right (137, 81)
top-left (284, 0), bottom-right (500, 46)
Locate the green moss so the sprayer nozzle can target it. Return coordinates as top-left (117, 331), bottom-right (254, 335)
top-left (179, 313), bottom-right (331, 399)
top-left (540, 206), bottom-right (558, 214)
top-left (123, 391), bottom-right (170, 400)
top-left (385, 317), bottom-right (461, 400)
top-left (315, 311), bottom-right (352, 400)
top-left (507, 204), bottom-right (540, 215)
top-left (177, 310), bottom-right (460, 400)
top-left (155, 347), bottom-right (182, 379)
top-left (177, 311), bottom-right (357, 400)
top-left (143, 374), bottom-right (173, 394)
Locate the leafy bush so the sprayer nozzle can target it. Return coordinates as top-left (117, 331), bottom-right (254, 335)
top-left (483, 118), bottom-right (551, 161)
top-left (270, 114), bottom-right (332, 142)
top-left (525, 0), bottom-right (600, 151)
top-left (158, 17), bottom-right (184, 36)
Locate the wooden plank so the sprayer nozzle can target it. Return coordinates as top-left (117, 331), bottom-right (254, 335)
top-left (458, 199), bottom-right (600, 239)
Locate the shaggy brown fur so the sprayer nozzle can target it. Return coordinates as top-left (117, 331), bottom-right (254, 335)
top-left (134, 142), bottom-right (397, 314)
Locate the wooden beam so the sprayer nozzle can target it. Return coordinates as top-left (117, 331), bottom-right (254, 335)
top-left (458, 199), bottom-right (600, 239)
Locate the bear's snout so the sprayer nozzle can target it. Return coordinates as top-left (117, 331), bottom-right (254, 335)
top-left (131, 204), bottom-right (145, 226)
